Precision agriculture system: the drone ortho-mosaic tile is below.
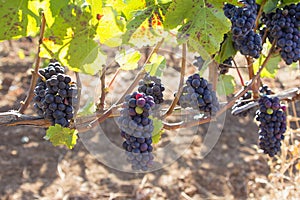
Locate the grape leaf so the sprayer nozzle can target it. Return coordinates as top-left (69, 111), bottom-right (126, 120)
top-left (0, 0), bottom-right (42, 40)
top-left (44, 124), bottom-right (78, 149)
top-left (96, 7), bottom-right (124, 47)
top-left (104, 0), bottom-right (146, 21)
top-left (122, 7), bottom-right (153, 45)
top-left (86, 0), bottom-right (102, 25)
top-left (63, 36), bottom-right (105, 75)
top-left (144, 53), bottom-right (166, 77)
top-left (217, 74), bottom-right (236, 96)
top-left (281, 0), bottom-right (300, 5)
top-left (253, 53), bottom-right (281, 78)
top-left (149, 116), bottom-right (164, 144)
top-left (214, 33), bottom-right (237, 63)
top-left (116, 50), bottom-right (141, 71)
top-left (165, 0), bottom-right (231, 58)
top-left (163, 0), bottom-right (194, 29)
top-left (262, 0), bottom-right (279, 13)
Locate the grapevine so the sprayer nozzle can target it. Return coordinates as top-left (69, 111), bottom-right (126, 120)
top-left (0, 0), bottom-right (299, 178)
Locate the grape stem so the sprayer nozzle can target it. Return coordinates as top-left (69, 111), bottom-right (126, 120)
top-left (18, 13), bottom-right (46, 114)
top-left (162, 43), bottom-right (187, 118)
top-left (97, 64), bottom-right (107, 111)
top-left (208, 60), bottom-right (218, 91)
top-left (232, 58), bottom-right (244, 86)
top-left (254, 0), bottom-right (267, 32)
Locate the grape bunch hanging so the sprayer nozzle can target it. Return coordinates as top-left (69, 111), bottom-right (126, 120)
top-left (178, 73), bottom-right (220, 115)
top-left (224, 0), bottom-right (262, 58)
top-left (33, 61), bottom-right (78, 127)
top-left (255, 96), bottom-right (286, 157)
top-left (261, 3), bottom-right (300, 65)
top-left (117, 92), bottom-right (155, 171)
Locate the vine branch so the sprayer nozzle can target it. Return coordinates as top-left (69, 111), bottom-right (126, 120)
top-left (163, 43), bottom-right (186, 118)
top-left (97, 65), bottom-right (107, 111)
top-left (18, 13), bottom-right (46, 114)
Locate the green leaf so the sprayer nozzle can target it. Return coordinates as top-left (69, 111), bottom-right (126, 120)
top-left (262, 0), bottom-right (279, 13)
top-left (63, 36), bottom-right (106, 75)
top-left (217, 74), bottom-right (236, 96)
top-left (77, 98), bottom-right (96, 117)
top-left (253, 53), bottom-right (281, 78)
top-left (167, 0), bottom-right (231, 58)
top-left (116, 50), bottom-right (141, 71)
top-left (144, 53), bottom-right (166, 77)
top-left (164, 0), bottom-right (194, 29)
top-left (149, 116), bottom-right (164, 144)
top-left (45, 124), bottom-right (78, 149)
top-left (214, 33), bottom-right (237, 63)
top-left (0, 0), bottom-right (43, 40)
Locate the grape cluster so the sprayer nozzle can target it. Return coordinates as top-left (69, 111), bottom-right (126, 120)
top-left (178, 74), bottom-right (220, 115)
top-left (138, 74), bottom-right (165, 105)
top-left (255, 96), bottom-right (286, 157)
top-left (261, 3), bottom-right (300, 65)
top-left (33, 61), bottom-right (78, 127)
top-left (117, 92), bottom-right (155, 171)
top-left (218, 57), bottom-right (233, 74)
top-left (224, 0), bottom-right (262, 58)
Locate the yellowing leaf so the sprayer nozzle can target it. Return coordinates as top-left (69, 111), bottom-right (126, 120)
top-left (45, 124), bottom-right (78, 149)
top-left (116, 50), bottom-right (141, 71)
top-left (97, 7), bottom-right (124, 47)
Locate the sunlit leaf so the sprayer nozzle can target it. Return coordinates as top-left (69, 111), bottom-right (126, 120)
top-left (116, 50), bottom-right (141, 71)
top-left (45, 124), bottom-right (78, 149)
top-left (144, 53), bottom-right (166, 77)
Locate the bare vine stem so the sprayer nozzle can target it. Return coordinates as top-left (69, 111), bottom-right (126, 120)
top-left (107, 67), bottom-right (120, 90)
top-left (162, 43), bottom-right (186, 118)
top-left (254, 0), bottom-right (267, 32)
top-left (209, 60), bottom-right (218, 91)
top-left (232, 58), bottom-right (244, 86)
top-left (18, 13), bottom-right (46, 114)
top-left (97, 65), bottom-right (107, 111)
